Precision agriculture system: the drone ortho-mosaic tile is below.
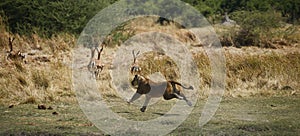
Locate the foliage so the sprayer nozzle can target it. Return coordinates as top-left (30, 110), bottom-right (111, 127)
top-left (183, 0), bottom-right (300, 24)
top-left (0, 0), bottom-right (115, 37)
top-left (232, 10), bottom-right (283, 47)
top-left (0, 0), bottom-right (299, 36)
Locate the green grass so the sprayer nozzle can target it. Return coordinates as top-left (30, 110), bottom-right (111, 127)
top-left (1, 96), bottom-right (299, 135)
top-left (0, 103), bottom-right (100, 135)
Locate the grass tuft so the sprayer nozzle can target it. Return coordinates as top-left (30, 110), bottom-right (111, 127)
top-left (32, 71), bottom-right (50, 89)
top-left (22, 96), bottom-right (37, 104)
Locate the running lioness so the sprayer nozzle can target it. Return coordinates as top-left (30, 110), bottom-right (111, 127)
top-left (128, 74), bottom-right (193, 112)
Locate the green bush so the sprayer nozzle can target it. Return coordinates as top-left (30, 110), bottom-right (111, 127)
top-left (231, 10), bottom-right (282, 47)
top-left (0, 0), bottom-right (299, 37)
top-left (0, 0), bottom-right (116, 37)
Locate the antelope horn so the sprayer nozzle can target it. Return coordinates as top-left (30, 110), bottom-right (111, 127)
top-left (136, 50), bottom-right (140, 56)
top-left (9, 37), bottom-right (15, 52)
top-left (97, 46), bottom-right (104, 60)
top-left (132, 50), bottom-right (140, 63)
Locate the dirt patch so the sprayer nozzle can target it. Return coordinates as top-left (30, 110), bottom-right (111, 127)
top-left (238, 124), bottom-right (270, 132)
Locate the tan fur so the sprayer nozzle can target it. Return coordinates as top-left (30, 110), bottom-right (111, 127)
top-left (7, 51), bottom-right (25, 61)
top-left (6, 37), bottom-right (26, 62)
top-left (88, 46), bottom-right (104, 78)
top-left (129, 74), bottom-right (193, 112)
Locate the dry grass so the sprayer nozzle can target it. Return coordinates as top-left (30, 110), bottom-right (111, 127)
top-left (103, 16), bottom-right (198, 47)
top-left (225, 47), bottom-right (300, 97)
top-left (0, 15), bottom-right (299, 105)
top-left (138, 51), bottom-right (180, 80)
top-left (215, 24), bottom-right (300, 48)
top-left (0, 58), bottom-right (74, 105)
top-left (0, 16), bottom-right (75, 105)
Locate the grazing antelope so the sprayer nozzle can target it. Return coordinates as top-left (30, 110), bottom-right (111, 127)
top-left (130, 50), bottom-right (141, 75)
top-left (128, 74), bottom-right (193, 112)
top-left (6, 37), bottom-right (25, 61)
top-left (88, 46), bottom-right (104, 79)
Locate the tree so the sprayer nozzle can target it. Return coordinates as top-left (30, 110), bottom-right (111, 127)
top-left (0, 0), bottom-right (114, 36)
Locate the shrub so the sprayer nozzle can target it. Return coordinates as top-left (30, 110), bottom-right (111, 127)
top-left (231, 10), bottom-right (282, 47)
top-left (0, 0), bottom-right (114, 37)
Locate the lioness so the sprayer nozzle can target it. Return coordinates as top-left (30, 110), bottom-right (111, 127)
top-left (128, 74), bottom-right (193, 112)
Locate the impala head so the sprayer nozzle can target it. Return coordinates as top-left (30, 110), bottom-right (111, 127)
top-left (88, 45), bottom-right (104, 78)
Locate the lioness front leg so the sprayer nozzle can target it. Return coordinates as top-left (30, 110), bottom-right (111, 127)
top-left (128, 93), bottom-right (142, 104)
top-left (140, 96), bottom-right (151, 112)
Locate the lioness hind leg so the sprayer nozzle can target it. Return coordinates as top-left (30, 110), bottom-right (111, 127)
top-left (175, 93), bottom-right (192, 106)
top-left (185, 99), bottom-right (192, 106)
top-left (173, 93), bottom-right (184, 100)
